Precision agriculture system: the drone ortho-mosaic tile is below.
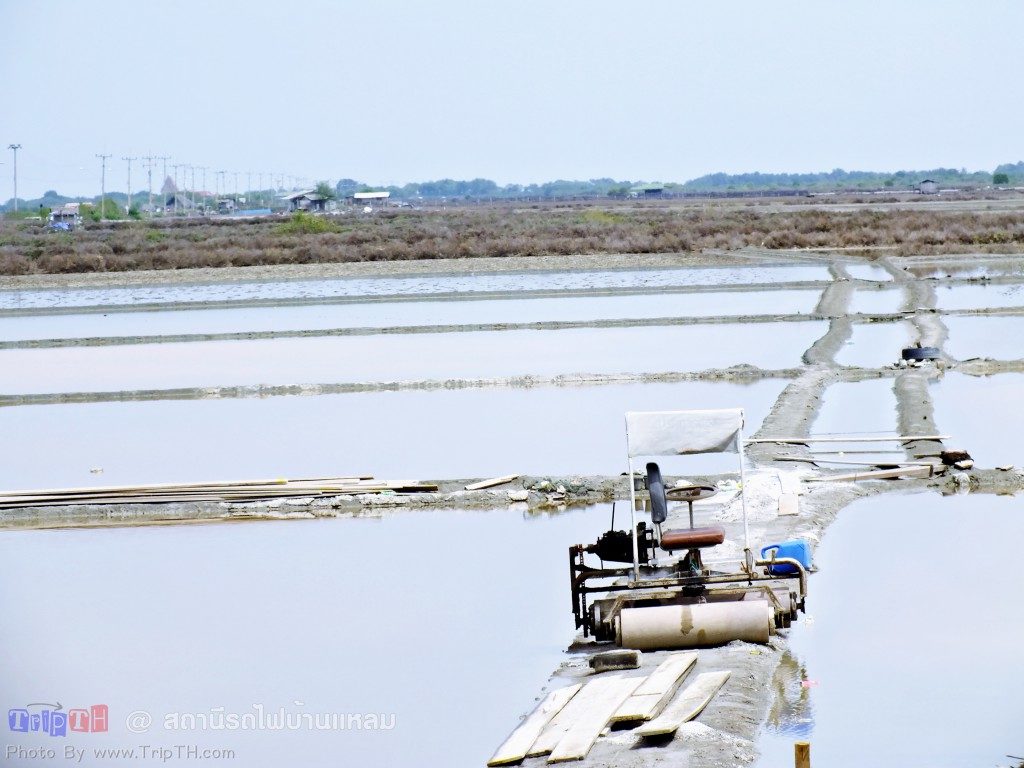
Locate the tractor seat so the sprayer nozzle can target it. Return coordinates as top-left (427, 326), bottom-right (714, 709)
top-left (660, 525), bottom-right (726, 551)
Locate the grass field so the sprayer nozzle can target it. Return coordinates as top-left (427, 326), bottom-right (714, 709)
top-left (2, 198), bottom-right (1023, 275)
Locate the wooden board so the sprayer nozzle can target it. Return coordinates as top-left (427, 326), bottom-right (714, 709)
top-left (775, 456), bottom-right (935, 468)
top-left (465, 475), bottom-right (520, 491)
top-left (610, 652), bottom-right (697, 723)
top-left (748, 435), bottom-right (949, 444)
top-left (777, 472), bottom-right (803, 496)
top-left (547, 676), bottom-right (643, 763)
top-left (487, 684), bottom-right (581, 767)
top-left (778, 493), bottom-right (799, 517)
top-left (527, 676), bottom-right (627, 757)
top-left (634, 671), bottom-right (731, 738)
top-left (804, 464), bottom-right (933, 483)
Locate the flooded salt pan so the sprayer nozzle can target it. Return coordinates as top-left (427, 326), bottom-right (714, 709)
top-left (0, 290), bottom-right (823, 343)
top-left (834, 321), bottom-right (914, 367)
top-left (843, 262), bottom-right (891, 282)
top-left (931, 372), bottom-right (1023, 467)
top-left (944, 315), bottom-right (1024, 361)
top-left (807, 379), bottom-right (903, 464)
top-left (0, 264), bottom-right (833, 311)
top-left (0, 506), bottom-right (613, 768)
top-left (0, 322), bottom-right (825, 395)
top-left (756, 493), bottom-right (1024, 768)
top-left (0, 379), bottom-right (787, 489)
top-left (905, 258), bottom-right (1024, 281)
top-left (934, 282), bottom-right (1024, 311)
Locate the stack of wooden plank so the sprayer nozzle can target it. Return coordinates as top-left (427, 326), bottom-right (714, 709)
top-left (0, 476), bottom-right (439, 510)
top-left (487, 652), bottom-right (730, 765)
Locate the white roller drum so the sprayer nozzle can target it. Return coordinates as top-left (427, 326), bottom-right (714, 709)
top-left (617, 602), bottom-right (772, 649)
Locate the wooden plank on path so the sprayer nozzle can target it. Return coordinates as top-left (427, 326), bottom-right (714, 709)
top-left (465, 475), bottom-right (520, 491)
top-left (634, 671), bottom-right (731, 738)
top-left (611, 652), bottom-right (697, 723)
top-left (528, 676), bottom-right (627, 757)
top-left (805, 464), bottom-right (933, 483)
top-left (547, 676), bottom-right (643, 763)
top-left (748, 435), bottom-right (949, 445)
top-left (778, 493), bottom-right (799, 517)
top-left (486, 684), bottom-right (581, 767)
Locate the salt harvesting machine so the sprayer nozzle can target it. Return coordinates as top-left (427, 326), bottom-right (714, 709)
top-left (569, 409), bottom-right (811, 649)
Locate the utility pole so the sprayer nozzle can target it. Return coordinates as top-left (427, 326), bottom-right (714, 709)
top-left (142, 155), bottom-right (155, 212)
top-left (188, 165), bottom-right (196, 217)
top-left (7, 144), bottom-right (21, 213)
top-left (198, 167), bottom-right (207, 214)
top-left (246, 170), bottom-right (252, 205)
top-left (217, 170), bottom-right (226, 206)
top-left (171, 163), bottom-right (183, 216)
top-left (122, 156), bottom-right (137, 215)
top-left (95, 154), bottom-right (111, 220)
top-left (233, 171), bottom-right (239, 197)
top-left (158, 156), bottom-right (170, 213)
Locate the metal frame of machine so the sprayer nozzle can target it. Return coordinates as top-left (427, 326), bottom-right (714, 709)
top-left (569, 408), bottom-right (808, 646)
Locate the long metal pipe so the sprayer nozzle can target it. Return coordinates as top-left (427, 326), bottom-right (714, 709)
top-left (583, 556), bottom-right (808, 604)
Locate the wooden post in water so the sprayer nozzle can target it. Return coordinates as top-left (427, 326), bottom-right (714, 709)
top-left (794, 741), bottom-right (811, 768)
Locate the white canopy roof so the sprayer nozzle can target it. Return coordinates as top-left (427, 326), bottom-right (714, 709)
top-left (625, 408), bottom-right (744, 457)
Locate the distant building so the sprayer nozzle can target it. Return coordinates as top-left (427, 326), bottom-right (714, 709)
top-left (282, 190), bottom-right (328, 212)
top-left (350, 191), bottom-right (391, 208)
top-left (918, 179), bottom-right (939, 194)
top-left (164, 194), bottom-right (198, 212)
top-left (48, 203), bottom-right (82, 230)
top-left (629, 185), bottom-right (664, 198)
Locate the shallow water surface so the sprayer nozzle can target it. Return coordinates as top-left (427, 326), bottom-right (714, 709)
top-left (934, 282), bottom-right (1024, 311)
top-left (0, 507), bottom-right (613, 768)
top-left (834, 321), bottom-right (914, 368)
top-left (0, 290), bottom-right (823, 342)
top-left (843, 262), bottom-right (891, 282)
top-left (756, 492), bottom-right (1024, 768)
top-left (0, 322), bottom-right (825, 395)
top-left (0, 265), bottom-right (832, 311)
top-left (931, 372), bottom-right (1023, 467)
top-left (944, 315), bottom-right (1024, 361)
top-left (807, 379), bottom-right (903, 464)
top-left (0, 378), bottom-right (786, 489)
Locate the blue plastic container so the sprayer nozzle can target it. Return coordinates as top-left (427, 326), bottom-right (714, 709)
top-left (760, 539), bottom-right (812, 575)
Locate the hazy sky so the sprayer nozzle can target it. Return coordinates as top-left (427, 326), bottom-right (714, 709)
top-left (1, 0), bottom-right (1022, 198)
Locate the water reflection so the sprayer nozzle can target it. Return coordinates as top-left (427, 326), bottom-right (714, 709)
top-left (764, 650), bottom-right (815, 737)
top-left (756, 493), bottom-right (1024, 768)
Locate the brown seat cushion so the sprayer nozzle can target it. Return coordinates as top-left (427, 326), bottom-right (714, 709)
top-left (660, 525), bottom-right (726, 551)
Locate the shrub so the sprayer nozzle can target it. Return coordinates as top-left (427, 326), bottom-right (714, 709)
top-left (274, 211), bottom-right (340, 235)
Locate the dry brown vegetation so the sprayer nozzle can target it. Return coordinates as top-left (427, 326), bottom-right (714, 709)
top-left (1, 203), bottom-right (1023, 275)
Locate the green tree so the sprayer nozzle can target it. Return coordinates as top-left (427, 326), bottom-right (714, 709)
top-left (314, 181), bottom-right (337, 200)
top-left (993, 172), bottom-right (1010, 185)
